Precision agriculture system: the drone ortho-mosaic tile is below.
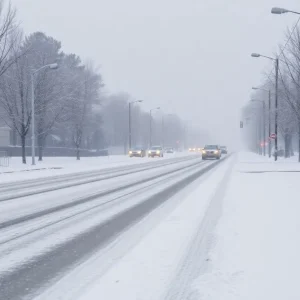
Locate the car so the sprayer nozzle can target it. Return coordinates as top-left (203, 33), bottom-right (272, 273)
top-left (202, 145), bottom-right (221, 160)
top-left (220, 146), bottom-right (228, 154)
top-left (198, 147), bottom-right (204, 153)
top-left (148, 146), bottom-right (164, 157)
top-left (129, 146), bottom-right (146, 157)
top-left (188, 147), bottom-right (197, 152)
top-left (165, 147), bottom-right (174, 153)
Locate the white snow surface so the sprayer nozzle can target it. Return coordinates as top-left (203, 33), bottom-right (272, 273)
top-left (190, 152), bottom-right (300, 300)
top-left (34, 155), bottom-right (234, 300)
top-left (0, 152), bottom-right (191, 183)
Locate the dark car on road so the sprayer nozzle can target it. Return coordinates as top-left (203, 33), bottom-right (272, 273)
top-left (202, 145), bottom-right (221, 160)
top-left (129, 146), bottom-right (146, 157)
top-left (220, 146), bottom-right (228, 154)
top-left (165, 147), bottom-right (174, 153)
top-left (148, 146), bottom-right (164, 158)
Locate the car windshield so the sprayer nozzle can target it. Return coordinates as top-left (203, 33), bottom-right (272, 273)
top-left (132, 147), bottom-right (143, 150)
top-left (151, 146), bottom-right (162, 150)
top-left (204, 145), bottom-right (218, 150)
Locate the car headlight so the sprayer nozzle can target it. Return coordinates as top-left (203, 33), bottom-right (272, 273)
top-left (156, 150), bottom-right (160, 154)
top-left (202, 150), bottom-right (206, 154)
top-left (214, 150), bottom-right (218, 154)
top-left (138, 151), bottom-right (141, 154)
top-left (148, 151), bottom-right (151, 154)
top-left (129, 151), bottom-right (132, 154)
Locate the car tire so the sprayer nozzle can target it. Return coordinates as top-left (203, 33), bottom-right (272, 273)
top-left (202, 157), bottom-right (206, 160)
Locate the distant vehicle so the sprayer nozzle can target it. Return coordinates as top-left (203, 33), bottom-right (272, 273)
top-left (165, 147), bottom-right (174, 153)
top-left (188, 147), bottom-right (197, 152)
top-left (202, 145), bottom-right (221, 160)
top-left (198, 147), bottom-right (204, 153)
top-left (148, 146), bottom-right (164, 158)
top-left (220, 146), bottom-right (228, 154)
top-left (129, 146), bottom-right (146, 157)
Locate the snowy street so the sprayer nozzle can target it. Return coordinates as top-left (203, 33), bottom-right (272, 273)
top-left (0, 153), bottom-right (227, 299)
top-left (1, 152), bottom-right (300, 300)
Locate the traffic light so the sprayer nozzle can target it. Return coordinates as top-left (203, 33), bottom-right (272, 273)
top-left (240, 121), bottom-right (243, 128)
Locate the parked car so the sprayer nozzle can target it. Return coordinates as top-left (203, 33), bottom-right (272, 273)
top-left (148, 146), bottom-right (164, 157)
top-left (129, 146), bottom-right (146, 157)
top-left (202, 145), bottom-right (221, 160)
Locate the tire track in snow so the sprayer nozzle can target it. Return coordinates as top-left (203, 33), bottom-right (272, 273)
top-left (163, 154), bottom-right (235, 300)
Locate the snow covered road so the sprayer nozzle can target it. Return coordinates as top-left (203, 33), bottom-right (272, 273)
top-left (0, 154), bottom-right (230, 300)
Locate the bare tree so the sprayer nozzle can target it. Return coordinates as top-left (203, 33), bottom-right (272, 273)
top-left (0, 45), bottom-right (31, 163)
top-left (68, 60), bottom-right (102, 160)
top-left (0, 0), bottom-right (19, 77)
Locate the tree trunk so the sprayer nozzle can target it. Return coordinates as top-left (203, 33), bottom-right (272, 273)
top-left (76, 147), bottom-right (80, 160)
top-left (21, 135), bottom-right (26, 164)
top-left (38, 144), bottom-right (43, 161)
top-left (284, 134), bottom-right (288, 158)
top-left (38, 136), bottom-right (44, 161)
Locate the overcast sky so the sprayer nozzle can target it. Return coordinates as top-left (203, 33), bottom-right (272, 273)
top-left (11, 0), bottom-right (300, 147)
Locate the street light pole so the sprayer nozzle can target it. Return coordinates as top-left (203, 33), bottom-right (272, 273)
top-left (31, 73), bottom-right (35, 166)
top-left (271, 7), bottom-right (300, 15)
top-left (274, 58), bottom-right (279, 161)
top-left (162, 115), bottom-right (164, 148)
top-left (31, 63), bottom-right (58, 165)
top-left (268, 90), bottom-right (271, 157)
top-left (128, 102), bottom-right (132, 151)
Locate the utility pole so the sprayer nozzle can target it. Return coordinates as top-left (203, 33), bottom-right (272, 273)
top-left (128, 102), bottom-right (132, 150)
top-left (262, 101), bottom-right (266, 156)
top-left (268, 90), bottom-right (271, 157)
top-left (275, 58), bottom-right (279, 161)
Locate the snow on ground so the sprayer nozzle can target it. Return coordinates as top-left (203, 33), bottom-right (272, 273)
top-left (0, 152), bottom-right (192, 183)
top-left (190, 152), bottom-right (300, 300)
top-left (33, 155), bottom-right (234, 300)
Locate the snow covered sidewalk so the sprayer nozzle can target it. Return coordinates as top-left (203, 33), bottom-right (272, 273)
top-left (191, 152), bottom-right (300, 300)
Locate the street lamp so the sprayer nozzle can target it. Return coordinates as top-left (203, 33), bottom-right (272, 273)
top-left (251, 53), bottom-right (279, 161)
top-left (252, 87), bottom-right (272, 157)
top-left (149, 107), bottom-right (160, 147)
top-left (128, 100), bottom-right (143, 151)
top-left (271, 7), bottom-right (300, 15)
top-left (31, 63), bottom-right (59, 165)
top-left (250, 99), bottom-right (266, 156)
